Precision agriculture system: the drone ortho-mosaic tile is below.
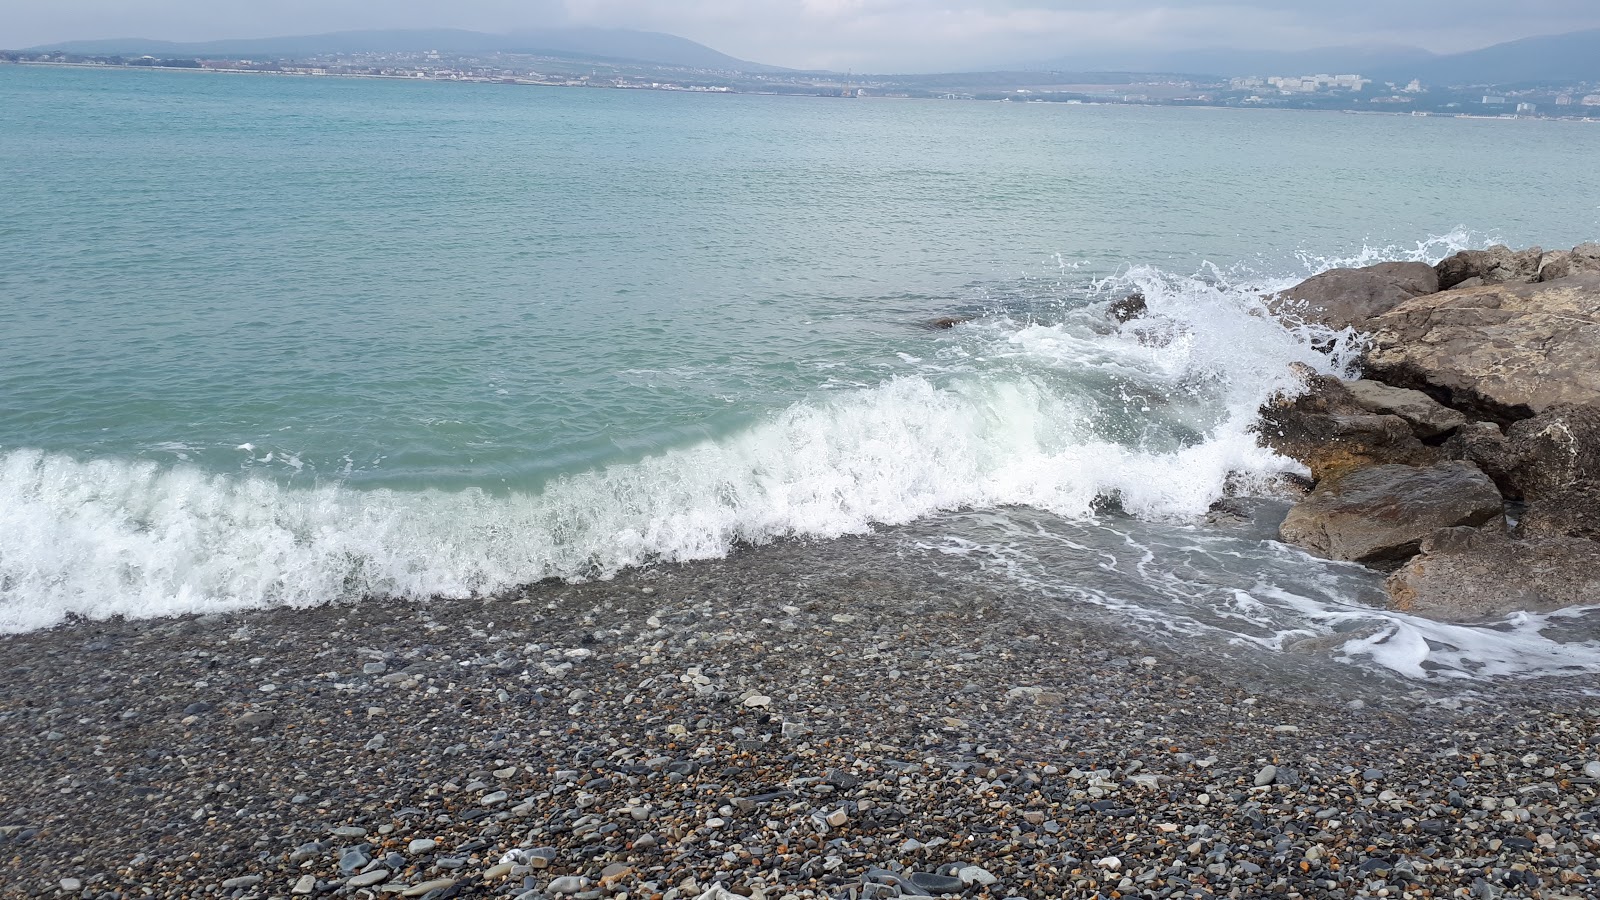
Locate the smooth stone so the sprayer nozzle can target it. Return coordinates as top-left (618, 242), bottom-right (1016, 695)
top-left (331, 826), bottom-right (367, 838)
top-left (60, 879), bottom-right (83, 892)
top-left (348, 869), bottom-right (389, 888)
top-left (292, 874), bottom-right (316, 894)
top-left (957, 865), bottom-right (997, 886)
top-left (365, 734), bottom-right (388, 750)
top-left (1584, 761), bottom-right (1600, 778)
top-left (408, 838), bottom-right (437, 854)
top-left (1255, 765), bottom-right (1278, 787)
top-left (402, 879), bottom-right (457, 897)
top-left (549, 875), bottom-right (587, 894)
top-left (363, 661), bottom-right (388, 674)
top-left (485, 863), bottom-right (515, 879)
top-left (481, 790), bottom-right (509, 806)
top-left (221, 875), bottom-right (263, 889)
top-left (339, 849), bottom-right (370, 874)
top-left (909, 872), bottom-right (964, 893)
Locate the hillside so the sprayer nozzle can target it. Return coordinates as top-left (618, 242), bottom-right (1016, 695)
top-left (24, 27), bottom-right (784, 73)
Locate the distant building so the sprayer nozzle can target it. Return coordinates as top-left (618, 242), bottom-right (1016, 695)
top-left (1582, 94), bottom-right (1600, 106)
top-left (1555, 94), bottom-right (1574, 106)
top-left (1482, 95), bottom-right (1506, 105)
top-left (1404, 79), bottom-right (1424, 93)
top-left (1517, 102), bottom-right (1537, 114)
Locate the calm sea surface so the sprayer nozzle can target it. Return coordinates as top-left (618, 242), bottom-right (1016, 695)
top-left (3, 64), bottom-right (1598, 681)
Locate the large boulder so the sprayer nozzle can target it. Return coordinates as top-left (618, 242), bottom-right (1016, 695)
top-left (1341, 379), bottom-right (1466, 440)
top-left (1504, 403), bottom-right (1600, 500)
top-left (1267, 261), bottom-right (1439, 331)
top-left (1435, 245), bottom-right (1543, 290)
top-left (1255, 372), bottom-right (1441, 480)
top-left (1279, 461), bottom-right (1504, 566)
top-left (1537, 242), bottom-right (1600, 282)
top-left (1518, 481), bottom-right (1600, 541)
top-left (1363, 274), bottom-right (1600, 423)
top-left (1442, 421), bottom-right (1517, 497)
top-left (1387, 526), bottom-right (1600, 621)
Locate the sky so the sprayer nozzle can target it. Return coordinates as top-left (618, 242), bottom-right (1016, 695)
top-left (6, 1), bottom-right (1600, 72)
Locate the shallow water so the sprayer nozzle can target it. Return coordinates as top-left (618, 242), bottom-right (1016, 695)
top-left (3, 64), bottom-right (1599, 682)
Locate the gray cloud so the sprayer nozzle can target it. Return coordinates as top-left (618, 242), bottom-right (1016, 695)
top-left (6, 1), bottom-right (1600, 71)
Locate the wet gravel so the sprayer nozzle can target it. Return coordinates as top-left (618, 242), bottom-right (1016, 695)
top-left (1, 536), bottom-right (1597, 899)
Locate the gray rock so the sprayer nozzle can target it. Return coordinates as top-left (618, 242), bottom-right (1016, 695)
top-left (60, 878), bottom-right (82, 892)
top-left (364, 734), bottom-right (387, 751)
top-left (401, 879), bottom-right (457, 897)
top-left (1366, 274), bottom-right (1600, 422)
top-left (221, 875), bottom-right (263, 889)
top-left (1256, 371), bottom-right (1440, 482)
top-left (1255, 765), bottom-right (1278, 787)
top-left (910, 872), bottom-right (966, 894)
top-left (363, 662), bottom-right (388, 675)
top-left (1505, 404), bottom-right (1600, 501)
top-left (957, 865), bottom-right (997, 887)
top-left (1280, 461), bottom-right (1504, 565)
top-left (1387, 526), bottom-right (1600, 620)
top-left (292, 874), bottom-right (316, 895)
top-left (339, 848), bottom-right (370, 874)
top-left (1268, 261), bottom-right (1439, 331)
top-left (1341, 379), bottom-right (1467, 440)
top-left (331, 826), bottom-right (366, 838)
top-left (348, 869), bottom-right (389, 888)
top-left (1583, 761), bottom-right (1600, 778)
top-left (549, 875), bottom-right (587, 894)
top-left (1436, 245), bottom-right (1543, 289)
top-left (407, 838), bottom-right (436, 854)
top-left (1537, 242), bottom-right (1600, 282)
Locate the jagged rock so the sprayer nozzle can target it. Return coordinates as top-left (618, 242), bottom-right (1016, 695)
top-left (1518, 480), bottom-right (1600, 541)
top-left (1364, 274), bottom-right (1600, 423)
top-left (924, 316), bottom-right (969, 330)
top-left (1266, 261), bottom-right (1438, 331)
top-left (1443, 421), bottom-right (1517, 497)
top-left (1435, 245), bottom-right (1543, 290)
top-left (1505, 403), bottom-right (1600, 501)
top-left (1341, 379), bottom-right (1466, 440)
top-left (1255, 372), bottom-right (1441, 481)
top-left (1537, 242), bottom-right (1600, 282)
top-left (1279, 461), bottom-right (1504, 566)
top-left (1108, 291), bottom-right (1147, 323)
top-left (1387, 526), bottom-right (1600, 621)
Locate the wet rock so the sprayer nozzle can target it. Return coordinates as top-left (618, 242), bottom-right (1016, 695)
top-left (1504, 404), bottom-right (1600, 501)
top-left (1268, 261), bottom-right (1439, 331)
top-left (1518, 480), bottom-right (1600, 540)
top-left (1279, 461), bottom-right (1504, 565)
top-left (1387, 526), bottom-right (1600, 620)
top-left (1255, 372), bottom-right (1440, 481)
top-left (1435, 245), bottom-right (1544, 290)
top-left (1341, 379), bottom-right (1467, 440)
top-left (1365, 274), bottom-right (1600, 422)
top-left (924, 316), bottom-right (968, 330)
top-left (1443, 422), bottom-right (1516, 496)
top-left (1108, 291), bottom-right (1148, 323)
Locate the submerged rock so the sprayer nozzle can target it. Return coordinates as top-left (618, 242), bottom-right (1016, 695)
top-left (1279, 461), bottom-right (1503, 566)
top-left (1108, 291), bottom-right (1148, 323)
top-left (1267, 261), bottom-right (1439, 331)
top-left (1387, 526), bottom-right (1600, 621)
top-left (1365, 274), bottom-right (1600, 422)
top-left (1255, 373), bottom-right (1440, 480)
top-left (1341, 379), bottom-right (1467, 440)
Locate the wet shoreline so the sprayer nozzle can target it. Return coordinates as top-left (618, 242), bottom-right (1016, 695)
top-left (2, 535), bottom-right (1596, 898)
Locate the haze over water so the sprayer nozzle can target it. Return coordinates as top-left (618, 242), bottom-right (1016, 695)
top-left (4, 65), bottom-right (1599, 681)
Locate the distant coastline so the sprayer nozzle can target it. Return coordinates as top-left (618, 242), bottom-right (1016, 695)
top-left (8, 58), bottom-right (1600, 121)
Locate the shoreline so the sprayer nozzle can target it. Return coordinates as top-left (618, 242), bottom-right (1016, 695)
top-left (2, 534), bottom-right (1596, 898)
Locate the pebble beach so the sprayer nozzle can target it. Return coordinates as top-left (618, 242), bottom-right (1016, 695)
top-left (2, 534), bottom-right (1596, 900)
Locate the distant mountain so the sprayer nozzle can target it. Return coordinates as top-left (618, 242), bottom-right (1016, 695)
top-left (1374, 28), bottom-right (1600, 85)
top-left (23, 27), bottom-right (786, 73)
top-left (1028, 27), bottom-right (1600, 86)
top-left (1027, 44), bottom-right (1435, 79)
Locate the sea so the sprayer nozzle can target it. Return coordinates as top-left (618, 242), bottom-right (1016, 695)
top-left (4, 65), bottom-right (1599, 685)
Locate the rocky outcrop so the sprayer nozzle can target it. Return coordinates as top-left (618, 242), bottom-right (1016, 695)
top-left (1364, 274), bottom-right (1600, 423)
top-left (1387, 526), bottom-right (1600, 621)
top-left (1504, 404), bottom-right (1600, 500)
top-left (1434, 245), bottom-right (1545, 290)
top-left (1341, 379), bottom-right (1466, 440)
top-left (1279, 461), bottom-right (1503, 566)
top-left (1255, 373), bottom-right (1440, 481)
top-left (1535, 242), bottom-right (1600, 282)
top-left (1267, 261), bottom-right (1438, 331)
top-left (1518, 481), bottom-right (1600, 541)
top-left (1442, 421), bottom-right (1516, 496)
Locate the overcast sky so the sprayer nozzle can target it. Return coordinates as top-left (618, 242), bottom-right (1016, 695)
top-left (7, 1), bottom-right (1600, 71)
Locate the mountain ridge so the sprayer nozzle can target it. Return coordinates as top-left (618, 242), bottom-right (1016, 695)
top-left (22, 27), bottom-right (789, 74)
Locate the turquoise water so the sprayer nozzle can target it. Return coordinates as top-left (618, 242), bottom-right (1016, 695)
top-left (3, 65), bottom-right (1600, 677)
